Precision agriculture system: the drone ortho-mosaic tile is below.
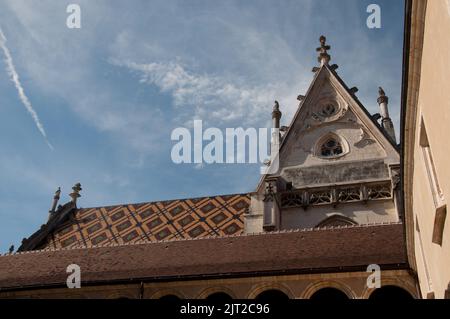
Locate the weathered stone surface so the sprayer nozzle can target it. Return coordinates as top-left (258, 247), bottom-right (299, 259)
top-left (283, 160), bottom-right (389, 187)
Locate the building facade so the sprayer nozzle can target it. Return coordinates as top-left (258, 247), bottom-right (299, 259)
top-left (403, 0), bottom-right (450, 299)
top-left (0, 35), bottom-right (420, 299)
top-left (246, 36), bottom-right (401, 234)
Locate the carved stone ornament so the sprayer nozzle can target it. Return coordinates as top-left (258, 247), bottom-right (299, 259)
top-left (284, 160), bottom-right (389, 188)
top-left (391, 167), bottom-right (400, 190)
top-left (280, 181), bottom-right (392, 209)
top-left (299, 99), bottom-right (348, 135)
top-left (263, 181), bottom-right (277, 202)
top-left (354, 128), bottom-right (375, 148)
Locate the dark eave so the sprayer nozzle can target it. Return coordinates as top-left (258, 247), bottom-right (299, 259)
top-left (18, 201), bottom-right (77, 252)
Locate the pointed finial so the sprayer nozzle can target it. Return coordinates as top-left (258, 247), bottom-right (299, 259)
top-left (273, 100), bottom-right (280, 111)
top-left (69, 183), bottom-right (82, 205)
top-left (49, 187), bottom-right (61, 213)
top-left (319, 35), bottom-right (326, 44)
top-left (377, 87), bottom-right (388, 104)
top-left (272, 101), bottom-right (282, 129)
top-left (48, 187), bottom-right (61, 221)
top-left (376, 86), bottom-right (396, 143)
top-left (316, 35), bottom-right (331, 65)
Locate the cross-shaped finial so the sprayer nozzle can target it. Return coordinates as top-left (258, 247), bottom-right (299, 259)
top-left (316, 35), bottom-right (331, 65)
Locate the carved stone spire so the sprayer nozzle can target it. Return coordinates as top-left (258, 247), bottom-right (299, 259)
top-left (69, 183), bottom-right (82, 205)
top-left (316, 35), bottom-right (331, 66)
top-left (48, 187), bottom-right (61, 220)
top-left (49, 187), bottom-right (61, 213)
top-left (377, 87), bottom-right (389, 105)
top-left (272, 100), bottom-right (282, 129)
top-left (377, 87), bottom-right (396, 143)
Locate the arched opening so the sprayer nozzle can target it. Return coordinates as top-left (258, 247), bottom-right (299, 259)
top-left (255, 289), bottom-right (289, 302)
top-left (321, 103), bottom-right (336, 117)
top-left (206, 292), bottom-right (233, 302)
top-left (320, 138), bottom-right (343, 157)
top-left (314, 133), bottom-right (349, 159)
top-left (159, 294), bottom-right (181, 301)
top-left (315, 215), bottom-right (357, 228)
top-left (310, 288), bottom-right (349, 300)
top-left (369, 286), bottom-right (413, 300)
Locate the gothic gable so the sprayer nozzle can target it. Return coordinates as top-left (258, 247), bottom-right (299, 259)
top-left (278, 65), bottom-right (399, 188)
top-left (247, 36), bottom-right (401, 233)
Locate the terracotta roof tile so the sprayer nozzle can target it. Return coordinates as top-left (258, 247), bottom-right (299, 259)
top-left (0, 223), bottom-right (407, 290)
top-left (37, 193), bottom-right (249, 250)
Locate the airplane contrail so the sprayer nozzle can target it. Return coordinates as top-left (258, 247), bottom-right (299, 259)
top-left (0, 28), bottom-right (53, 150)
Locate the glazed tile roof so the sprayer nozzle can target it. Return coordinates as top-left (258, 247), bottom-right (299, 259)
top-left (0, 223), bottom-right (407, 290)
top-left (30, 193), bottom-right (249, 251)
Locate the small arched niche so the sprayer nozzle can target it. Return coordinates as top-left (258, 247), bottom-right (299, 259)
top-left (315, 215), bottom-right (357, 228)
top-left (314, 133), bottom-right (349, 159)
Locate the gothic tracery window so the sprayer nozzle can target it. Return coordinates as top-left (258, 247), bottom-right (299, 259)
top-left (321, 104), bottom-right (336, 117)
top-left (320, 138), bottom-right (343, 157)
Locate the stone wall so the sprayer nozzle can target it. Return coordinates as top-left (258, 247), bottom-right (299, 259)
top-left (0, 270), bottom-right (417, 299)
top-left (404, 0), bottom-right (450, 299)
top-left (283, 160), bottom-right (389, 188)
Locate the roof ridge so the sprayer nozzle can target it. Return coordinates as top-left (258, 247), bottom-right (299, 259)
top-left (76, 192), bottom-right (251, 211)
top-left (1, 222), bottom-right (403, 257)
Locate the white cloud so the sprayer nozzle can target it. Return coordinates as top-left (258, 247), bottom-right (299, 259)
top-left (111, 59), bottom-right (303, 128)
top-left (0, 27), bottom-right (53, 150)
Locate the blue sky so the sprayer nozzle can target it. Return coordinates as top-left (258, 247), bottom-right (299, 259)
top-left (0, 0), bottom-right (404, 253)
